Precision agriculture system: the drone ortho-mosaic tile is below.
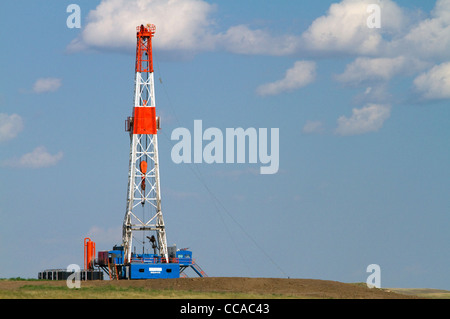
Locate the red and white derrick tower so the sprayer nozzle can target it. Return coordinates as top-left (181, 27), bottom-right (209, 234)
top-left (123, 24), bottom-right (167, 263)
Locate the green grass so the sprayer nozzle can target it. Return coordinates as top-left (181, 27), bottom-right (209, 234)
top-left (0, 282), bottom-right (300, 299)
top-left (1, 277), bottom-right (39, 281)
top-left (388, 288), bottom-right (450, 299)
top-left (1, 279), bottom-right (449, 299)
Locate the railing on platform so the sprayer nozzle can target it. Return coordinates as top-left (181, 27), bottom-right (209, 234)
top-left (129, 257), bottom-right (194, 264)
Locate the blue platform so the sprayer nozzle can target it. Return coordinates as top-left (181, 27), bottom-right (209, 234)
top-left (129, 262), bottom-right (180, 279)
top-left (97, 246), bottom-right (206, 279)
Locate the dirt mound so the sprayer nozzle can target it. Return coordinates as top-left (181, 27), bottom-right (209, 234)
top-left (81, 277), bottom-right (417, 299)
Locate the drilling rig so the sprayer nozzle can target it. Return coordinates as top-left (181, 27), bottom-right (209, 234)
top-left (39, 24), bottom-right (205, 281)
top-left (94, 24), bottom-right (205, 279)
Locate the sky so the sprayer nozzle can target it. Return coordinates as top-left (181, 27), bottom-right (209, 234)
top-left (0, 0), bottom-right (449, 290)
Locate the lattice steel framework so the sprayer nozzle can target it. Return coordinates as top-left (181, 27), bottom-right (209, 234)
top-left (122, 24), bottom-right (168, 263)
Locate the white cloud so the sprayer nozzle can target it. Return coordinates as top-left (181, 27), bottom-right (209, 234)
top-left (414, 62), bottom-right (450, 100)
top-left (299, 0), bottom-right (450, 61)
top-left (302, 0), bottom-right (379, 54)
top-left (218, 25), bottom-right (300, 56)
top-left (68, 0), bottom-right (217, 53)
top-left (336, 56), bottom-right (429, 85)
top-left (352, 84), bottom-right (393, 105)
top-left (301, 0), bottom-right (450, 61)
top-left (395, 0), bottom-right (450, 60)
top-left (68, 0), bottom-right (304, 56)
top-left (301, 0), bottom-right (406, 55)
top-left (32, 78), bottom-right (62, 93)
top-left (256, 61), bottom-right (316, 96)
top-left (0, 113), bottom-right (23, 142)
top-left (335, 104), bottom-right (391, 136)
top-left (67, 0), bottom-right (450, 61)
top-left (302, 121), bottom-right (325, 134)
top-left (3, 146), bottom-right (63, 169)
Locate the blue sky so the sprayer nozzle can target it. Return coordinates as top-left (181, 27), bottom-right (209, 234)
top-left (1, 0), bottom-right (449, 289)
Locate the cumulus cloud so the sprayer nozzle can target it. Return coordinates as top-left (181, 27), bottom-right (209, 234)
top-left (394, 0), bottom-right (450, 60)
top-left (218, 25), bottom-right (300, 56)
top-left (68, 0), bottom-right (303, 56)
top-left (68, 0), bottom-right (217, 53)
top-left (0, 113), bottom-right (23, 142)
top-left (256, 61), bottom-right (316, 96)
top-left (3, 146), bottom-right (63, 169)
top-left (301, 0), bottom-right (406, 55)
top-left (335, 104), bottom-right (391, 136)
top-left (336, 56), bottom-right (429, 85)
top-left (299, 0), bottom-right (450, 63)
top-left (352, 84), bottom-right (393, 105)
top-left (414, 62), bottom-right (450, 100)
top-left (68, 0), bottom-right (450, 61)
top-left (32, 78), bottom-right (62, 93)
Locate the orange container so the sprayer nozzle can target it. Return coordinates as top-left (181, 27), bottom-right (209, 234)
top-left (84, 237), bottom-right (96, 270)
top-left (133, 107), bottom-right (157, 135)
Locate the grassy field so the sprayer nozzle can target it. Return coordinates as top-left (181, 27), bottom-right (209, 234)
top-left (1, 278), bottom-right (449, 299)
top-left (0, 279), bottom-right (299, 299)
top-left (388, 288), bottom-right (450, 299)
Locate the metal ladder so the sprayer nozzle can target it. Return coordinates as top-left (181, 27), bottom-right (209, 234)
top-left (190, 262), bottom-right (208, 278)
